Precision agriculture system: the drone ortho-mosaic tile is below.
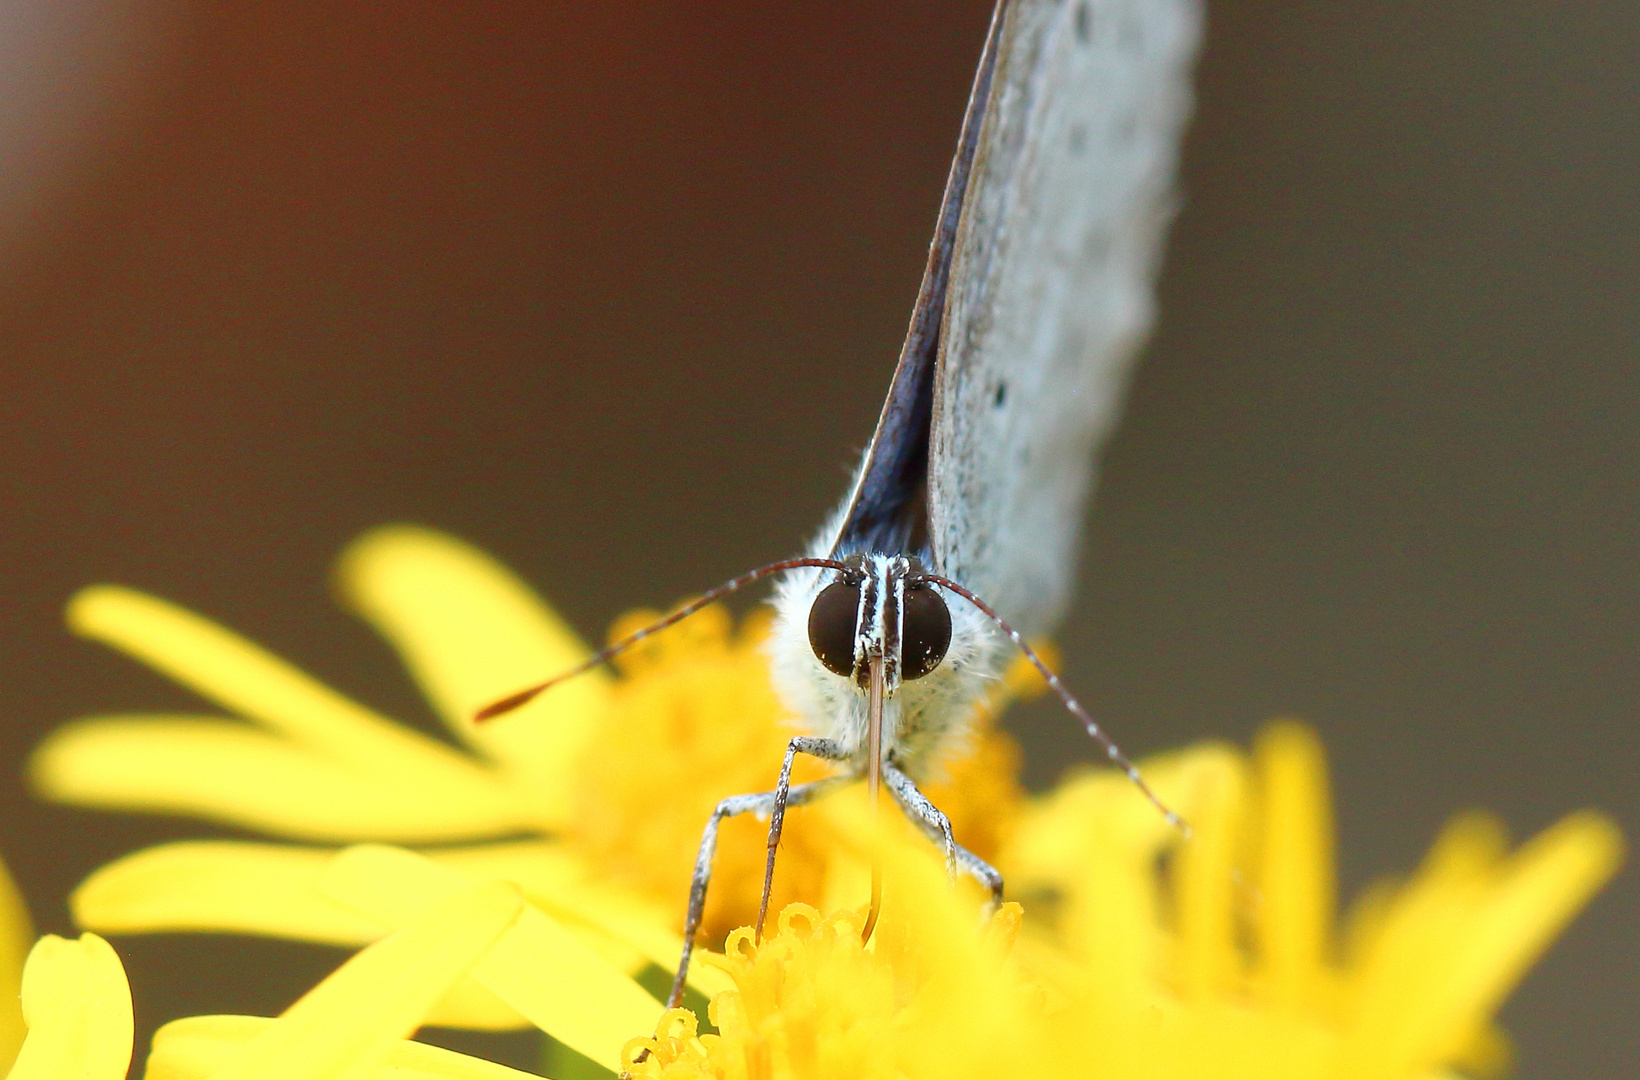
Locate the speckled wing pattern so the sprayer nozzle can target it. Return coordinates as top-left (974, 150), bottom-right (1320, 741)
top-left (928, 0), bottom-right (1202, 637)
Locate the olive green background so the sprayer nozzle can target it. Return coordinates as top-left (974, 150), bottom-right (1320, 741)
top-left (0, 2), bottom-right (1632, 1073)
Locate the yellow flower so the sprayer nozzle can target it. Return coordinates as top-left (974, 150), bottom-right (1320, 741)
top-left (30, 525), bottom-right (1022, 1027)
top-left (28, 524), bottom-right (1623, 1075)
top-left (625, 727), bottom-right (1622, 1080)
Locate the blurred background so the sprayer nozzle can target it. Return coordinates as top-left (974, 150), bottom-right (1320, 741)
top-left (0, 0), bottom-right (1633, 1074)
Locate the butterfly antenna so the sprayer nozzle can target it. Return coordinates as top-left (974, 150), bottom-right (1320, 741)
top-left (474, 556), bottom-right (851, 723)
top-left (916, 574), bottom-right (1192, 840)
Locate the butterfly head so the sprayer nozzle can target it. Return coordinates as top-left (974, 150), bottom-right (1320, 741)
top-left (802, 553), bottom-right (951, 697)
top-left (768, 552), bottom-right (1001, 772)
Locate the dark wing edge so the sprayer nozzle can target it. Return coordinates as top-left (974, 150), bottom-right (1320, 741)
top-left (825, 0), bottom-right (1015, 559)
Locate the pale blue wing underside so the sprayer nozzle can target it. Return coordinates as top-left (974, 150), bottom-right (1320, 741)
top-left (930, 0), bottom-right (1202, 636)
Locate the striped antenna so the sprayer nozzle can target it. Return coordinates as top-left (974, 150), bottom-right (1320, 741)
top-left (473, 557), bottom-right (850, 723)
top-left (916, 573), bottom-right (1192, 839)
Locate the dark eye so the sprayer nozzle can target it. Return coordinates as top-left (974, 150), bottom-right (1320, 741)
top-left (900, 583), bottom-right (951, 680)
top-left (808, 579), bottom-right (862, 677)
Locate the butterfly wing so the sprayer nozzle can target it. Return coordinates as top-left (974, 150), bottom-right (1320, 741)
top-left (928, 0), bottom-right (1202, 636)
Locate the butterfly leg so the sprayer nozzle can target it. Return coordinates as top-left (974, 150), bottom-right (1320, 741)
top-left (758, 736), bottom-right (851, 940)
top-left (883, 762), bottom-right (1005, 910)
top-left (667, 773), bottom-right (848, 1010)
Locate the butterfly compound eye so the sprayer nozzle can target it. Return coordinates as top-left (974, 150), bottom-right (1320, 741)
top-left (900, 583), bottom-right (951, 680)
top-left (808, 579), bottom-right (863, 677)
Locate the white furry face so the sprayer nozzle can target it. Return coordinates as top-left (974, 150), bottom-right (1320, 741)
top-left (765, 552), bottom-right (1003, 782)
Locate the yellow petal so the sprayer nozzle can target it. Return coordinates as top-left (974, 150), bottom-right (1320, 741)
top-left (1443, 811), bottom-right (1622, 1028)
top-left (1343, 810), bottom-right (1623, 1080)
top-left (64, 587), bottom-right (507, 795)
top-left (148, 1015), bottom-right (541, 1080)
top-left (335, 525), bottom-right (608, 823)
top-left (72, 842), bottom-right (386, 945)
top-left (0, 852), bottom-right (34, 1071)
top-left (33, 716), bottom-right (531, 843)
top-left (1007, 751), bottom-right (1215, 1006)
top-left (1172, 745), bottom-right (1248, 1001)
top-left (432, 841), bottom-right (733, 1000)
top-left (69, 844), bottom-right (537, 1030)
top-left (872, 816), bottom-right (1029, 1062)
top-left (320, 845), bottom-right (663, 1072)
top-left (68, 842), bottom-right (558, 1034)
top-left (418, 977), bottom-right (531, 1032)
top-left (1253, 722), bottom-right (1335, 1010)
top-left (202, 881), bottom-right (522, 1080)
top-left (8, 934), bottom-right (132, 1080)
top-left (72, 837), bottom-right (726, 1006)
top-left (72, 839), bottom-right (531, 1035)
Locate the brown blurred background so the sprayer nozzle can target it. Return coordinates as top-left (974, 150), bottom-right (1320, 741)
top-left (0, 1), bottom-right (1633, 1074)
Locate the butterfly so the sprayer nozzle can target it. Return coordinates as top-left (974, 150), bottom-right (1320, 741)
top-left (480, 0), bottom-right (1202, 1008)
